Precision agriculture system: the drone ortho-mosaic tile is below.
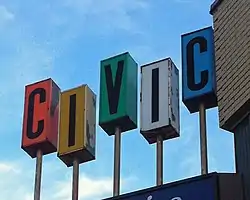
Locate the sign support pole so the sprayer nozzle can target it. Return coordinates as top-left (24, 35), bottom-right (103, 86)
top-left (72, 158), bottom-right (79, 200)
top-left (199, 103), bottom-right (208, 175)
top-left (113, 127), bottom-right (121, 196)
top-left (156, 135), bottom-right (163, 185)
top-left (34, 149), bottom-right (43, 200)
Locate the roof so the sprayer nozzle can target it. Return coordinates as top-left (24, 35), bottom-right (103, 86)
top-left (210, 0), bottom-right (224, 15)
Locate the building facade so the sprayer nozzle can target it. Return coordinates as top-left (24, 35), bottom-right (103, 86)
top-left (210, 0), bottom-right (250, 132)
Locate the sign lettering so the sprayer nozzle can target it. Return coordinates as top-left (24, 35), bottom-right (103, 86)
top-left (99, 52), bottom-right (138, 136)
top-left (58, 85), bottom-right (96, 167)
top-left (68, 94), bottom-right (77, 147)
top-left (140, 58), bottom-right (180, 144)
top-left (147, 195), bottom-right (182, 200)
top-left (181, 27), bottom-right (217, 113)
top-left (187, 36), bottom-right (208, 91)
top-left (22, 78), bottom-right (61, 158)
top-left (105, 60), bottom-right (124, 115)
top-left (151, 68), bottom-right (159, 123)
top-left (27, 88), bottom-right (46, 139)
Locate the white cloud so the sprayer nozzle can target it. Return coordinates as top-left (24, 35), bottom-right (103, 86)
top-left (63, 0), bottom-right (149, 16)
top-left (53, 171), bottom-right (138, 200)
top-left (24, 193), bottom-right (33, 200)
top-left (0, 161), bottom-right (33, 200)
top-left (54, 174), bottom-right (113, 200)
top-left (0, 162), bottom-right (20, 173)
top-left (58, 0), bottom-right (150, 35)
top-left (0, 5), bottom-right (14, 24)
top-left (0, 160), bottom-right (137, 200)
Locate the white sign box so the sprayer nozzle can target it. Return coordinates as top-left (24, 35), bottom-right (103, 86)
top-left (140, 58), bottom-right (180, 144)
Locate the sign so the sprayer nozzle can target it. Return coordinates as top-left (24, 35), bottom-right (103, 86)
top-left (181, 27), bottom-right (217, 113)
top-left (99, 52), bottom-right (138, 136)
top-left (140, 58), bottom-right (180, 144)
top-left (103, 173), bottom-right (243, 200)
top-left (58, 85), bottom-right (96, 167)
top-left (21, 78), bottom-right (60, 158)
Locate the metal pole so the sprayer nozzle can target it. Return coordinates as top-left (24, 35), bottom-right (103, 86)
top-left (199, 103), bottom-right (208, 175)
top-left (113, 127), bottom-right (121, 196)
top-left (156, 135), bottom-right (163, 185)
top-left (72, 158), bottom-right (79, 200)
top-left (34, 149), bottom-right (43, 200)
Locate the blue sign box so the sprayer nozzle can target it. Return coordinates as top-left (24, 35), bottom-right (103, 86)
top-left (103, 173), bottom-right (243, 200)
top-left (181, 27), bottom-right (217, 113)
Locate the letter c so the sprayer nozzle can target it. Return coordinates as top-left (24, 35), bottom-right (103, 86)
top-left (171, 197), bottom-right (182, 200)
top-left (27, 88), bottom-right (46, 139)
top-left (187, 36), bottom-right (209, 91)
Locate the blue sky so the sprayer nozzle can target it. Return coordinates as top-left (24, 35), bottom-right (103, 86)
top-left (0, 0), bottom-right (235, 199)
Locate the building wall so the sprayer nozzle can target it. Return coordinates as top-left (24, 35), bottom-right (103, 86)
top-left (234, 114), bottom-right (250, 200)
top-left (212, 0), bottom-right (250, 131)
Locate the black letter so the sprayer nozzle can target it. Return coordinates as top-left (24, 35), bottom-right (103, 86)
top-left (105, 60), bottom-right (124, 114)
top-left (152, 68), bottom-right (159, 123)
top-left (68, 94), bottom-right (76, 147)
top-left (27, 88), bottom-right (46, 139)
top-left (187, 36), bottom-right (209, 91)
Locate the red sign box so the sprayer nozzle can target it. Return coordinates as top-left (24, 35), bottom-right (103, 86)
top-left (21, 78), bottom-right (60, 158)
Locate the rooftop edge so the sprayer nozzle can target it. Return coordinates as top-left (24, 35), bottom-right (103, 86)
top-left (210, 0), bottom-right (224, 15)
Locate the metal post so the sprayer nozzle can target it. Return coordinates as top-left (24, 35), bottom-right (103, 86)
top-left (72, 158), bottom-right (79, 200)
top-left (156, 135), bottom-right (163, 186)
top-left (199, 103), bottom-right (208, 175)
top-left (34, 149), bottom-right (43, 200)
top-left (113, 127), bottom-right (121, 196)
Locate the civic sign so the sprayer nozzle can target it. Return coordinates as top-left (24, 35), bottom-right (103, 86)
top-left (103, 173), bottom-right (243, 200)
top-left (21, 78), bottom-right (60, 158)
top-left (181, 27), bottom-right (217, 113)
top-left (58, 85), bottom-right (96, 167)
top-left (99, 52), bottom-right (138, 136)
top-left (140, 58), bottom-right (180, 144)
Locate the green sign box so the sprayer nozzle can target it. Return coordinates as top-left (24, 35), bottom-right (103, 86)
top-left (99, 52), bottom-right (138, 136)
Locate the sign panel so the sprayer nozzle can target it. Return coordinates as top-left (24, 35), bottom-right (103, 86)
top-left (85, 86), bottom-right (96, 157)
top-left (103, 173), bottom-right (244, 200)
top-left (169, 61), bottom-right (180, 135)
top-left (181, 27), bottom-right (217, 113)
top-left (58, 85), bottom-right (96, 167)
top-left (104, 174), bottom-right (217, 200)
top-left (99, 52), bottom-right (138, 135)
top-left (21, 78), bottom-right (60, 158)
top-left (140, 58), bottom-right (180, 144)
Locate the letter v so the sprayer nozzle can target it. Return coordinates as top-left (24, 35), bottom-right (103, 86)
top-left (105, 60), bottom-right (124, 115)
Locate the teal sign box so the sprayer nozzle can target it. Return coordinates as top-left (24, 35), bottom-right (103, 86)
top-left (99, 52), bottom-right (138, 136)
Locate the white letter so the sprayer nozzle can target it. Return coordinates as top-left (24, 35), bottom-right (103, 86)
top-left (171, 197), bottom-right (182, 200)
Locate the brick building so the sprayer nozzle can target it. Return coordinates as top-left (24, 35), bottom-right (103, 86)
top-left (210, 0), bottom-right (250, 132)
